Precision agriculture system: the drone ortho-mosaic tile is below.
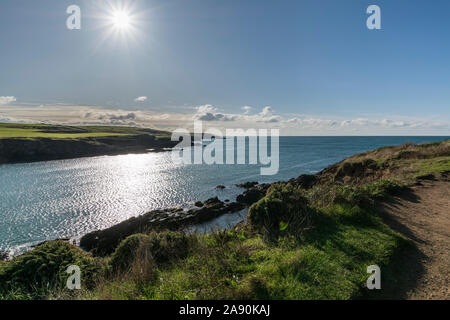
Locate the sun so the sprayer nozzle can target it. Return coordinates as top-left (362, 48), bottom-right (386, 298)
top-left (96, 3), bottom-right (141, 45)
top-left (111, 10), bottom-right (131, 30)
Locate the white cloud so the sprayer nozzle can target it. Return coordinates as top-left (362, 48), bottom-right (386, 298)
top-left (247, 106), bottom-right (282, 123)
top-left (260, 106), bottom-right (273, 117)
top-left (242, 106), bottom-right (253, 114)
top-left (0, 96), bottom-right (17, 105)
top-left (196, 104), bottom-right (216, 114)
top-left (134, 96), bottom-right (148, 102)
top-left (193, 104), bottom-right (238, 122)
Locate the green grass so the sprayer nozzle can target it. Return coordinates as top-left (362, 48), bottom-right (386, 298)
top-left (9, 180), bottom-right (404, 301)
top-left (385, 157), bottom-right (450, 184)
top-left (414, 157), bottom-right (450, 177)
top-left (68, 201), bottom-right (405, 300)
top-left (0, 127), bottom-right (129, 139)
top-left (0, 123), bottom-right (170, 139)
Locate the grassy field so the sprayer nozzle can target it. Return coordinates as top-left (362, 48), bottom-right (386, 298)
top-left (0, 123), bottom-right (170, 139)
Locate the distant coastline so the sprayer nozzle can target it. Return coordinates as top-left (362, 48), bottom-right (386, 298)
top-left (0, 123), bottom-right (177, 164)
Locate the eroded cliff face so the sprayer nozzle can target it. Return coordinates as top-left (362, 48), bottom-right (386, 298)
top-left (0, 135), bottom-right (177, 164)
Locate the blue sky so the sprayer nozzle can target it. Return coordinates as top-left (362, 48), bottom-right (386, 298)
top-left (0, 0), bottom-right (449, 135)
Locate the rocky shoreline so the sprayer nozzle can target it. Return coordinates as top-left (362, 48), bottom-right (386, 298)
top-left (79, 183), bottom-right (265, 256)
top-left (79, 175), bottom-right (320, 257)
top-left (0, 174), bottom-right (318, 258)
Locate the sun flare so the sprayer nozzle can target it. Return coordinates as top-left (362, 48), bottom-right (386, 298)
top-left (111, 10), bottom-right (131, 30)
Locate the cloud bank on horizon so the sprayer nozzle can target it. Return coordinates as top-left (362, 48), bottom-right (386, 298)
top-left (0, 98), bottom-right (448, 136)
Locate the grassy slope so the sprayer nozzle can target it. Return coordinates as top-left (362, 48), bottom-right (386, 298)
top-left (319, 140), bottom-right (450, 185)
top-left (77, 186), bottom-right (407, 300)
top-left (0, 139), bottom-right (449, 300)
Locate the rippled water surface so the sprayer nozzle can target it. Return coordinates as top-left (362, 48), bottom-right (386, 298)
top-left (0, 136), bottom-right (447, 254)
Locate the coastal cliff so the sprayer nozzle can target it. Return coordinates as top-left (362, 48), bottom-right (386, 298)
top-left (0, 124), bottom-right (177, 164)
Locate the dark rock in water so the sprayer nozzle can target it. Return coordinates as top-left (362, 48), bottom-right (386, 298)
top-left (194, 201), bottom-right (204, 207)
top-left (204, 197), bottom-right (221, 206)
top-left (80, 197), bottom-right (246, 257)
top-left (236, 181), bottom-right (259, 189)
top-left (224, 199), bottom-right (230, 202)
top-left (216, 185), bottom-right (226, 189)
top-left (288, 174), bottom-right (318, 189)
top-left (236, 183), bottom-right (270, 206)
top-left (237, 188), bottom-right (264, 205)
top-left (224, 201), bottom-right (246, 212)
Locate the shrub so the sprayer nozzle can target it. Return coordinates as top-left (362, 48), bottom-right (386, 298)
top-left (363, 180), bottom-right (404, 198)
top-left (247, 183), bottom-right (315, 239)
top-left (110, 231), bottom-right (190, 274)
top-left (110, 234), bottom-right (151, 273)
top-left (0, 241), bottom-right (100, 295)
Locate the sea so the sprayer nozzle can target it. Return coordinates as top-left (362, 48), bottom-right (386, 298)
top-left (0, 136), bottom-right (448, 255)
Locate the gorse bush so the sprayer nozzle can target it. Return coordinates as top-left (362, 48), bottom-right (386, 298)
top-left (110, 234), bottom-right (150, 273)
top-left (248, 183), bottom-right (317, 239)
top-left (110, 232), bottom-right (190, 274)
top-left (0, 241), bottom-right (100, 297)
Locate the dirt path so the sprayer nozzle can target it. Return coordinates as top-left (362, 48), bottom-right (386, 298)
top-left (378, 180), bottom-right (449, 300)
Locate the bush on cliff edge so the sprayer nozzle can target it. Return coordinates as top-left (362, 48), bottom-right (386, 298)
top-left (0, 241), bottom-right (101, 297)
top-left (110, 232), bottom-right (190, 273)
top-left (247, 183), bottom-right (317, 239)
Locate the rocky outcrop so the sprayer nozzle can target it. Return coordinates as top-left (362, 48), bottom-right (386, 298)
top-left (236, 181), bottom-right (259, 189)
top-left (0, 135), bottom-right (178, 164)
top-left (236, 183), bottom-right (270, 206)
top-left (80, 197), bottom-right (246, 256)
